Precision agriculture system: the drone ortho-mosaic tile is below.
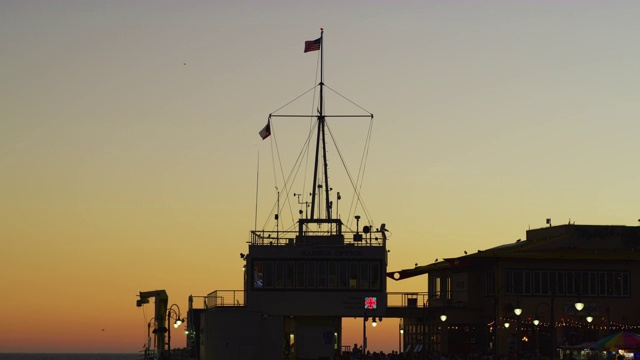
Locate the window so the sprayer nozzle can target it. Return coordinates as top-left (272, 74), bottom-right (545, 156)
top-left (434, 276), bottom-right (442, 298)
top-left (275, 261), bottom-right (285, 288)
top-left (296, 261), bottom-right (306, 288)
top-left (512, 270), bottom-right (523, 295)
top-left (306, 261), bottom-right (316, 289)
top-left (286, 261), bottom-right (296, 288)
top-left (328, 261), bottom-right (338, 288)
top-left (251, 259), bottom-right (385, 291)
top-left (339, 262), bottom-right (349, 289)
top-left (360, 262), bottom-right (370, 289)
top-left (264, 261), bottom-right (274, 288)
top-left (503, 269), bottom-right (630, 298)
top-left (371, 262), bottom-right (381, 290)
top-left (566, 272), bottom-right (575, 295)
top-left (317, 262), bottom-right (327, 289)
top-left (541, 271), bottom-right (550, 295)
top-left (523, 271), bottom-right (531, 295)
top-left (588, 272), bottom-right (597, 296)
top-left (349, 262), bottom-right (358, 289)
top-left (556, 272), bottom-right (565, 295)
top-left (482, 271), bottom-right (495, 296)
top-left (533, 271), bottom-right (541, 295)
top-left (253, 261), bottom-right (264, 288)
top-left (622, 272), bottom-right (630, 296)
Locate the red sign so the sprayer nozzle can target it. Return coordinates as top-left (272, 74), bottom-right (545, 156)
top-left (364, 297), bottom-right (377, 309)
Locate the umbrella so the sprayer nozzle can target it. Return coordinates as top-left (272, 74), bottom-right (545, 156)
top-left (594, 331), bottom-right (640, 351)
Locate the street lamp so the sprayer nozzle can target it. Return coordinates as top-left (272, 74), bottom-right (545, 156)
top-left (533, 301), bottom-right (555, 360)
top-left (514, 301), bottom-right (522, 356)
top-left (363, 296), bottom-right (378, 355)
top-left (399, 325), bottom-right (404, 354)
top-left (167, 304), bottom-right (185, 360)
top-left (574, 299), bottom-right (611, 335)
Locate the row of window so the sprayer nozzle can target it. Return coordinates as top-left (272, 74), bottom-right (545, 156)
top-left (252, 260), bottom-right (383, 290)
top-left (482, 270), bottom-right (630, 297)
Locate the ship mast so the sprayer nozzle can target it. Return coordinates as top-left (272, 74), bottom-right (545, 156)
top-left (266, 29), bottom-right (373, 223)
top-left (309, 28), bottom-right (331, 220)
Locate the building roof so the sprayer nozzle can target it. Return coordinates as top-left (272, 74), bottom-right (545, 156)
top-left (387, 224), bottom-right (640, 281)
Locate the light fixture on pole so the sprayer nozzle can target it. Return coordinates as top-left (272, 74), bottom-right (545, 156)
top-left (440, 314), bottom-right (448, 322)
top-left (363, 296), bottom-right (377, 355)
top-left (574, 300), bottom-right (585, 312)
top-left (532, 315), bottom-right (541, 354)
top-left (514, 302), bottom-right (522, 355)
top-left (504, 321), bottom-right (510, 328)
top-left (167, 304), bottom-right (183, 360)
top-left (586, 315), bottom-right (593, 323)
top-left (174, 317), bottom-right (183, 328)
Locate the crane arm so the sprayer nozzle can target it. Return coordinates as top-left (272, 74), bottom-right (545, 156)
top-left (137, 290), bottom-right (168, 358)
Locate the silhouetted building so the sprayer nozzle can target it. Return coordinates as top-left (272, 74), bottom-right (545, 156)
top-left (188, 219), bottom-right (388, 360)
top-left (389, 224), bottom-right (640, 359)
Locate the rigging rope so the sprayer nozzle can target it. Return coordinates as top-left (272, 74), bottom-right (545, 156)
top-left (324, 84), bottom-right (373, 115)
top-left (270, 85), bottom-right (318, 115)
top-left (258, 50), bottom-right (379, 231)
top-left (324, 118), bottom-right (375, 229)
top-left (261, 118), bottom-right (317, 231)
top-left (262, 55), bottom-right (321, 230)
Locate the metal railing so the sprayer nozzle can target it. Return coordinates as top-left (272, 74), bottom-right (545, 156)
top-left (250, 230), bottom-right (385, 247)
top-left (387, 292), bottom-right (469, 308)
top-left (387, 292), bottom-right (429, 308)
top-left (205, 290), bottom-right (245, 308)
top-left (199, 291), bottom-right (468, 309)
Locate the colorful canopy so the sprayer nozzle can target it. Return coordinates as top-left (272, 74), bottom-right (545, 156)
top-left (594, 331), bottom-right (640, 350)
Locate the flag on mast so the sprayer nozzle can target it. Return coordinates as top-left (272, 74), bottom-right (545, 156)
top-left (259, 120), bottom-right (271, 140)
top-left (304, 37), bottom-right (321, 53)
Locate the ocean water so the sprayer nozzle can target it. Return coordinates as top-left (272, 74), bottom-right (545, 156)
top-left (0, 355), bottom-right (139, 360)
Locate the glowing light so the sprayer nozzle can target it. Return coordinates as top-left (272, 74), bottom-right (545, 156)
top-left (514, 307), bottom-right (522, 316)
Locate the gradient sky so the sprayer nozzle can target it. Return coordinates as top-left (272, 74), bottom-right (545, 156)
top-left (2, 0), bottom-right (640, 354)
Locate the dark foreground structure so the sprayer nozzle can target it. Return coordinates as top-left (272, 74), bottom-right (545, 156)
top-left (389, 223), bottom-right (640, 359)
top-left (183, 223), bottom-right (640, 360)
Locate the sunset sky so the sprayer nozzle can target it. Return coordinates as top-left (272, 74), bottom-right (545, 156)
top-left (2, 0), bottom-right (640, 354)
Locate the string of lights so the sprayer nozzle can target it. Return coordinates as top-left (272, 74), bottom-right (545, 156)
top-left (489, 316), bottom-right (640, 330)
